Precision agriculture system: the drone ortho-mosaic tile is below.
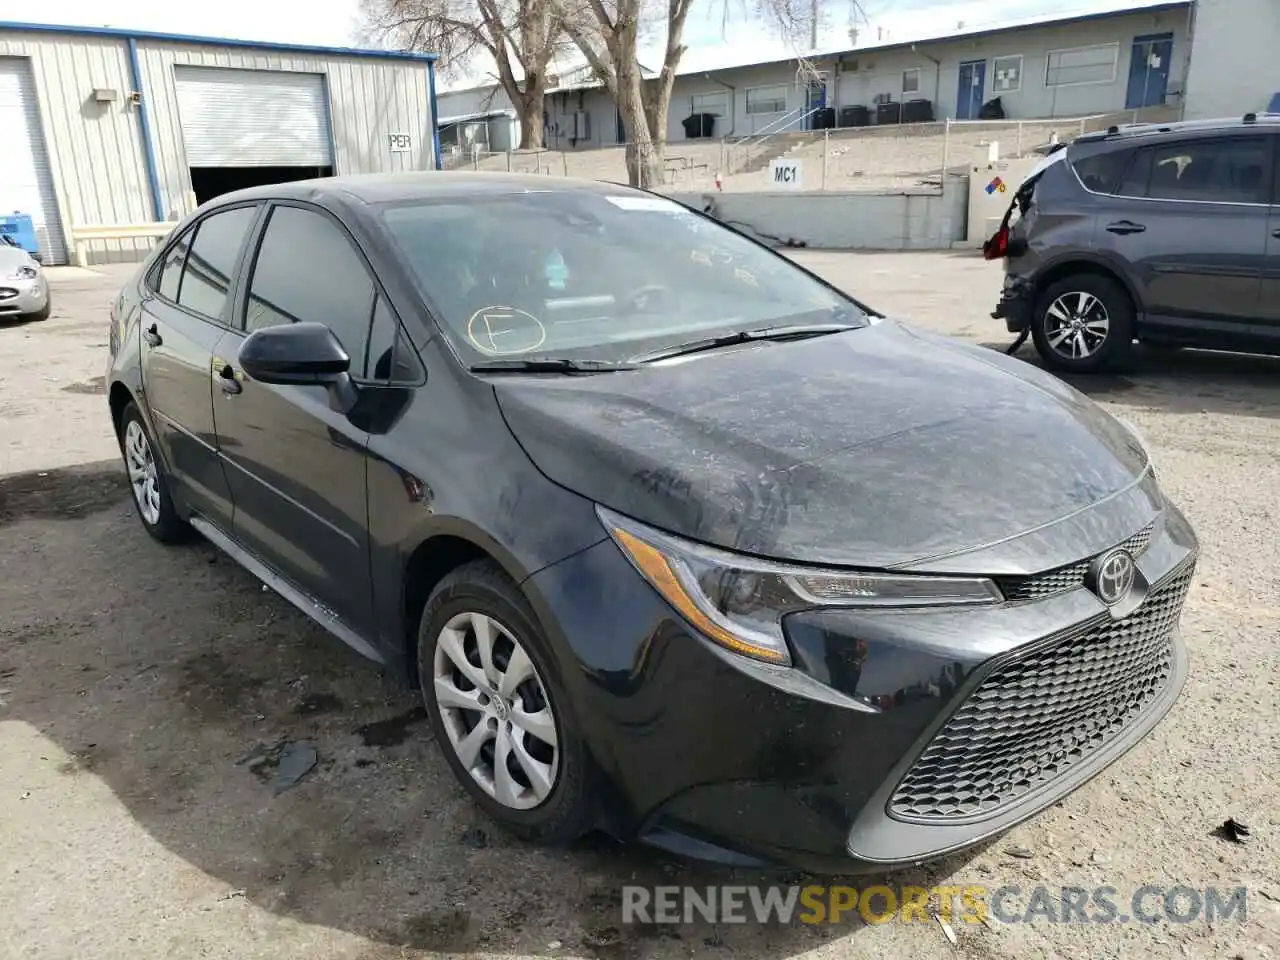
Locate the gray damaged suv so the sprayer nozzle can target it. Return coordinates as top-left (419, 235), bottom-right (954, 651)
top-left (990, 114), bottom-right (1280, 373)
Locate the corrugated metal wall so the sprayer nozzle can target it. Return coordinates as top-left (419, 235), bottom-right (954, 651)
top-left (0, 32), bottom-right (154, 261)
top-left (0, 28), bottom-right (437, 264)
top-left (138, 43), bottom-right (435, 219)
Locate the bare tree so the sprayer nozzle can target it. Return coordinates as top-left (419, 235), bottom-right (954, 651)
top-left (552, 0), bottom-right (821, 186)
top-left (361, 0), bottom-right (565, 149)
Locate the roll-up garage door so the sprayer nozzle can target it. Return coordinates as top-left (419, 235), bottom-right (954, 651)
top-left (174, 66), bottom-right (333, 167)
top-left (0, 58), bottom-right (67, 264)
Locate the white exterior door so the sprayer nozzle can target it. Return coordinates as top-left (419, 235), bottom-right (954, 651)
top-left (174, 66), bottom-right (334, 167)
top-left (0, 57), bottom-right (66, 264)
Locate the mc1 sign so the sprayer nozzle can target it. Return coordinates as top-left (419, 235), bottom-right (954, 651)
top-left (388, 132), bottom-right (413, 153)
top-left (769, 158), bottom-right (803, 190)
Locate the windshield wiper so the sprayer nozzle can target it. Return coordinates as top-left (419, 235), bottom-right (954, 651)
top-left (469, 357), bottom-right (639, 374)
top-left (630, 322), bottom-right (859, 365)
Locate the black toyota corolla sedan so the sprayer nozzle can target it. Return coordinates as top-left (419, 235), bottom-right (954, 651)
top-left (106, 172), bottom-right (1197, 873)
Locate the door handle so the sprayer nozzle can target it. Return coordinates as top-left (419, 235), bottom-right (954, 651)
top-left (216, 363), bottom-right (242, 396)
top-left (142, 323), bottom-right (162, 347)
top-left (1272, 228), bottom-right (1280, 239)
top-left (1106, 220), bottom-right (1146, 235)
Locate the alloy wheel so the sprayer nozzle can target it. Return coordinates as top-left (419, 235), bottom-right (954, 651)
top-left (1044, 291), bottom-right (1111, 360)
top-left (124, 419), bottom-right (162, 525)
top-left (432, 611), bottom-right (559, 810)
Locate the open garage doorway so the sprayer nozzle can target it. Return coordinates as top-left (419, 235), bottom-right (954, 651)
top-left (189, 165), bottom-right (334, 205)
top-left (175, 65), bottom-right (336, 207)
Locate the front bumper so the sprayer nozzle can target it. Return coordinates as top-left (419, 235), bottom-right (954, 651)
top-left (0, 275), bottom-right (49, 317)
top-left (524, 503), bottom-right (1198, 874)
top-left (992, 273), bottom-right (1034, 333)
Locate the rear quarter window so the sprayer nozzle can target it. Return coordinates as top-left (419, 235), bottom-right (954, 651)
top-left (1069, 149), bottom-right (1134, 194)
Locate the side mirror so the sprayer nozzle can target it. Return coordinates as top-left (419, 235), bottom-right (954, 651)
top-left (238, 322), bottom-right (350, 385)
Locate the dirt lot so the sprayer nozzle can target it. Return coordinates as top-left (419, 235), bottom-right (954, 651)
top-left (1, 253), bottom-right (1277, 960)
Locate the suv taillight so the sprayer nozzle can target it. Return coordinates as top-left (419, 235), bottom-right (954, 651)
top-left (982, 225), bottom-right (1010, 261)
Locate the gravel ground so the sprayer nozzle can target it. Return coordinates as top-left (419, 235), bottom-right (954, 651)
top-left (1, 253), bottom-right (1277, 960)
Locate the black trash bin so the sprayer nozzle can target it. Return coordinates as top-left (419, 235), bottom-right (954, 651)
top-left (876, 101), bottom-right (902, 125)
top-left (681, 113), bottom-right (716, 138)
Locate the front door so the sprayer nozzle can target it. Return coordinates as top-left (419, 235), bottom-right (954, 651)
top-left (213, 201), bottom-right (376, 634)
top-left (1126, 33), bottom-right (1173, 110)
top-left (1263, 210), bottom-right (1280, 326)
top-left (957, 60), bottom-right (986, 120)
top-left (138, 203), bottom-right (261, 529)
top-left (1260, 148), bottom-right (1280, 326)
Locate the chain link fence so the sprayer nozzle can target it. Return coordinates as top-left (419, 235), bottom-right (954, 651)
top-left (437, 106), bottom-right (1181, 194)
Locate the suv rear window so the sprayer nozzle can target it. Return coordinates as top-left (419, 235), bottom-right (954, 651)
top-left (1070, 149), bottom-right (1134, 194)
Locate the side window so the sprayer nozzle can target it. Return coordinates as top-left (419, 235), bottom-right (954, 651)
top-left (366, 297), bottom-right (423, 383)
top-left (244, 206), bottom-right (377, 367)
top-left (176, 206), bottom-right (258, 320)
top-left (156, 230), bottom-right (194, 301)
top-left (1116, 147), bottom-right (1154, 198)
top-left (1071, 149), bottom-right (1134, 194)
top-left (1142, 137), bottom-right (1270, 204)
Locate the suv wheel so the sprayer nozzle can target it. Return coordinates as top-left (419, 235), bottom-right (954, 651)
top-left (118, 402), bottom-right (190, 543)
top-left (1031, 274), bottom-right (1134, 373)
top-left (417, 560), bottom-right (594, 844)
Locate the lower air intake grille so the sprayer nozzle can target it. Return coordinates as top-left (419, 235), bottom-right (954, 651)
top-left (889, 561), bottom-right (1193, 822)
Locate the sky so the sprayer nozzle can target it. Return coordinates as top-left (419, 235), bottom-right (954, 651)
top-left (20, 0), bottom-right (1157, 88)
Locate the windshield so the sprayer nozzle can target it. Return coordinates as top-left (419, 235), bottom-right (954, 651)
top-left (377, 189), bottom-right (867, 363)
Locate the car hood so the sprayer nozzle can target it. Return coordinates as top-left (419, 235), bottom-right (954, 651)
top-left (493, 321), bottom-right (1153, 571)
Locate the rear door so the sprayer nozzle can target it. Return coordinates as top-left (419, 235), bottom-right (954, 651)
top-left (212, 201), bottom-right (378, 635)
top-left (1101, 134), bottom-right (1271, 330)
top-left (138, 203), bottom-right (261, 529)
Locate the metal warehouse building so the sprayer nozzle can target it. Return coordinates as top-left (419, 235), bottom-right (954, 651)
top-left (0, 21), bottom-right (441, 265)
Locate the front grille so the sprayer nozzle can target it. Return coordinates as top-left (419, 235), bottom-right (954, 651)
top-left (998, 523), bottom-right (1155, 603)
top-left (0, 287), bottom-right (17, 301)
top-left (889, 561), bottom-right (1194, 822)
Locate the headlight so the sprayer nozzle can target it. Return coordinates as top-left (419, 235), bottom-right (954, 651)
top-left (598, 506), bottom-right (1003, 666)
top-left (13, 266), bottom-right (37, 281)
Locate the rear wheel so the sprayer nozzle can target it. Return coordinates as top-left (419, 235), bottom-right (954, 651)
top-left (117, 402), bottom-right (190, 543)
top-left (1031, 274), bottom-right (1134, 373)
top-left (417, 560), bottom-right (594, 844)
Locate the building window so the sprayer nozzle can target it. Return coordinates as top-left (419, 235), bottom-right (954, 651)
top-left (902, 68), bottom-right (921, 95)
top-left (1045, 43), bottom-right (1119, 87)
top-left (992, 55), bottom-right (1023, 92)
top-left (691, 92), bottom-right (728, 117)
top-left (745, 85), bottom-right (787, 115)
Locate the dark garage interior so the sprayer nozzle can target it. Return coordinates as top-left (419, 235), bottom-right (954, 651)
top-left (189, 166), bottom-right (335, 205)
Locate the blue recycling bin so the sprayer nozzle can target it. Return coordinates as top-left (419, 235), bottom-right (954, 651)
top-left (0, 213), bottom-right (39, 258)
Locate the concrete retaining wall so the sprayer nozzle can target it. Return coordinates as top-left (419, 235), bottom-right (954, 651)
top-left (665, 176), bottom-right (968, 250)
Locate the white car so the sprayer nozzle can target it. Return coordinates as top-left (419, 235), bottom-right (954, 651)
top-left (0, 236), bottom-right (51, 322)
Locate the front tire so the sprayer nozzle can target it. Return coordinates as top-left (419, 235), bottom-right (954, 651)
top-left (1031, 274), bottom-right (1134, 373)
top-left (117, 402), bottom-right (190, 543)
top-left (417, 560), bottom-right (594, 844)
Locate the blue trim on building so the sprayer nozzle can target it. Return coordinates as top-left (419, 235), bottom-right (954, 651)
top-left (126, 37), bottom-right (165, 222)
top-left (0, 20), bottom-right (436, 62)
top-left (426, 61), bottom-right (443, 171)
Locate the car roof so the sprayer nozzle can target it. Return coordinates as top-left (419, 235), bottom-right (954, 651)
top-left (206, 171), bottom-right (642, 208)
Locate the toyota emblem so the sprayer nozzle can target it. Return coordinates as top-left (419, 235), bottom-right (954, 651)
top-left (1091, 548), bottom-right (1136, 605)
